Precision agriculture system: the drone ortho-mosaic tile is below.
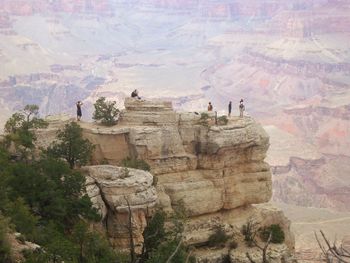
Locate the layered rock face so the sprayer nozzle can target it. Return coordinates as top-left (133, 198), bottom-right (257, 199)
top-left (83, 165), bottom-right (157, 250)
top-left (117, 98), bottom-right (273, 218)
top-left (82, 99), bottom-right (294, 262)
top-left (37, 99), bottom-right (294, 262)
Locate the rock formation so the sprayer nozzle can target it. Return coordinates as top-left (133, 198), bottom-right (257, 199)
top-left (83, 165), bottom-right (157, 251)
top-left (36, 98), bottom-right (295, 262)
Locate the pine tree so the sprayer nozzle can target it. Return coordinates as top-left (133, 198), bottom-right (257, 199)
top-left (47, 122), bottom-right (95, 169)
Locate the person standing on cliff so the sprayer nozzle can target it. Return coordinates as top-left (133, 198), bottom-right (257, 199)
top-left (208, 102), bottom-right (213, 111)
top-left (76, 101), bottom-right (83, 121)
top-left (239, 99), bottom-right (245, 118)
top-left (228, 101), bottom-right (232, 117)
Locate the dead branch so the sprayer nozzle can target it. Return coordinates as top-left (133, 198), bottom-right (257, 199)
top-left (185, 250), bottom-right (193, 263)
top-left (246, 231), bottom-right (272, 263)
top-left (165, 239), bottom-right (182, 263)
top-left (315, 230), bottom-right (350, 263)
top-left (124, 196), bottom-right (136, 263)
top-left (315, 231), bottom-right (329, 261)
top-left (246, 252), bottom-right (257, 263)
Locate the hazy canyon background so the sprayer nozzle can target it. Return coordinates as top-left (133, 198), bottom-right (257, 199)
top-left (0, 0), bottom-right (350, 260)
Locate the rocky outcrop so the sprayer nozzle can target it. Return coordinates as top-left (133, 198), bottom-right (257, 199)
top-left (83, 165), bottom-right (157, 250)
top-left (7, 232), bottom-right (40, 262)
top-left (230, 243), bottom-right (294, 263)
top-left (37, 99), bottom-right (294, 262)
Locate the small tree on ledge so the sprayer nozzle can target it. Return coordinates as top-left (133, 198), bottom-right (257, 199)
top-left (47, 122), bottom-right (95, 169)
top-left (4, 104), bottom-right (48, 159)
top-left (93, 97), bottom-right (120, 126)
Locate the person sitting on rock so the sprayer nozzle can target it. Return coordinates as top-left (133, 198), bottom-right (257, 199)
top-left (239, 99), bottom-right (245, 118)
top-left (208, 102), bottom-right (213, 112)
top-left (131, 89), bottom-right (141, 99)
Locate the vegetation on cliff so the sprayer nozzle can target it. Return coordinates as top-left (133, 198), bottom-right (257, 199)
top-left (0, 105), bottom-right (195, 263)
top-left (0, 215), bottom-right (11, 263)
top-left (0, 106), bottom-right (118, 262)
top-left (46, 122), bottom-right (95, 169)
top-left (260, 224), bottom-right (285, 244)
top-left (139, 206), bottom-right (195, 263)
top-left (4, 104), bottom-right (48, 159)
top-left (92, 97), bottom-right (120, 126)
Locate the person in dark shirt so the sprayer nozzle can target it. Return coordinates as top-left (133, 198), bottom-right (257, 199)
top-left (131, 89), bottom-right (141, 99)
top-left (228, 101), bottom-right (232, 117)
top-left (76, 101), bottom-right (83, 121)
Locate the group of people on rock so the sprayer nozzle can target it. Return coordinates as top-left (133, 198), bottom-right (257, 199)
top-left (208, 99), bottom-right (245, 117)
top-left (76, 89), bottom-right (245, 121)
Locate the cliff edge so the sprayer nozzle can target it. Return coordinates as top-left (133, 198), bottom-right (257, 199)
top-left (36, 98), bottom-right (295, 262)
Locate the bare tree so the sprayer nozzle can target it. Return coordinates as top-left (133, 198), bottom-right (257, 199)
top-left (123, 197), bottom-right (190, 263)
top-left (242, 218), bottom-right (261, 247)
top-left (124, 196), bottom-right (136, 263)
top-left (246, 232), bottom-right (272, 263)
top-left (315, 230), bottom-right (350, 263)
top-left (242, 218), bottom-right (273, 263)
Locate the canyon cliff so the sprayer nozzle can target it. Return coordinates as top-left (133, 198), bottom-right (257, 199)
top-left (36, 99), bottom-right (295, 262)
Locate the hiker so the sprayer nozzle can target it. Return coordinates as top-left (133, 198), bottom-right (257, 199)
top-left (239, 99), bottom-right (245, 118)
top-left (208, 102), bottom-right (213, 111)
top-left (76, 101), bottom-right (83, 121)
top-left (131, 89), bottom-right (141, 99)
top-left (228, 101), bottom-right (232, 117)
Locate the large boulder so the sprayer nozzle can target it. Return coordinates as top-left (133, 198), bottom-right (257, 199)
top-left (82, 165), bottom-right (157, 250)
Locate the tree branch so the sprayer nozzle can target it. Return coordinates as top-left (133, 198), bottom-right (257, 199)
top-left (246, 252), bottom-right (257, 263)
top-left (124, 196), bottom-right (136, 263)
top-left (165, 239), bottom-right (182, 263)
top-left (318, 230), bottom-right (350, 263)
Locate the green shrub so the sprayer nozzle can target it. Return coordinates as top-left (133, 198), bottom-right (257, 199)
top-left (217, 116), bottom-right (228, 125)
top-left (241, 218), bottom-right (260, 247)
top-left (4, 104), bottom-right (48, 158)
top-left (207, 227), bottom-right (230, 248)
top-left (7, 198), bottom-right (38, 241)
top-left (146, 239), bottom-right (195, 263)
top-left (121, 157), bottom-right (150, 171)
top-left (0, 215), bottom-right (11, 263)
top-left (142, 205), bottom-right (195, 263)
top-left (93, 97), bottom-right (120, 126)
top-left (142, 210), bottom-right (166, 260)
top-left (199, 113), bottom-right (210, 126)
top-left (260, 224), bottom-right (285, 244)
top-left (46, 122), bottom-right (95, 169)
top-left (23, 249), bottom-right (50, 263)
